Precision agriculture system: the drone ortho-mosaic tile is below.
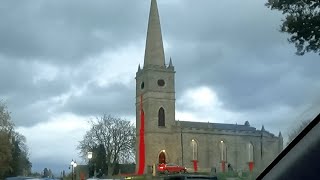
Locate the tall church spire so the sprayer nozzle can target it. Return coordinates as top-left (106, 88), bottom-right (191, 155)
top-left (144, 0), bottom-right (165, 68)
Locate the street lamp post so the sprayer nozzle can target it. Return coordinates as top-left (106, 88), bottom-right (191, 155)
top-left (70, 160), bottom-right (77, 180)
top-left (88, 152), bottom-right (93, 178)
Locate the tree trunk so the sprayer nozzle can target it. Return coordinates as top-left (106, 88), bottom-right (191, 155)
top-left (107, 164), bottom-right (114, 177)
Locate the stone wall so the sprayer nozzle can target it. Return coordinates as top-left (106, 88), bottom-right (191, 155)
top-left (177, 128), bottom-right (282, 173)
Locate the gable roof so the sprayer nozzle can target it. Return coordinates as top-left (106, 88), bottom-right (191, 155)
top-left (179, 121), bottom-right (255, 131)
top-left (178, 121), bottom-right (277, 137)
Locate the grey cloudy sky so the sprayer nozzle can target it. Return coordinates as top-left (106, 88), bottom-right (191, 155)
top-left (1, 0), bottom-right (319, 175)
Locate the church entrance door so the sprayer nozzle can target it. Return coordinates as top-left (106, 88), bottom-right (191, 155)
top-left (159, 151), bottom-right (166, 164)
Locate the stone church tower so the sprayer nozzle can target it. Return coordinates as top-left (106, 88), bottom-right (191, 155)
top-left (135, 0), bottom-right (180, 172)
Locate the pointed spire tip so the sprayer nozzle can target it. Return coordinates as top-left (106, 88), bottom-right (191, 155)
top-left (168, 57), bottom-right (173, 67)
top-left (144, 0), bottom-right (165, 67)
top-left (138, 64), bottom-right (141, 72)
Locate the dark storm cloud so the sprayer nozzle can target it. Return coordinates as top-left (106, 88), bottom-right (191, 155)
top-left (0, 57), bottom-right (71, 126)
top-left (161, 0), bottom-right (286, 49)
top-left (61, 82), bottom-right (135, 117)
top-left (0, 0), bottom-right (148, 63)
top-left (0, 0), bottom-right (147, 127)
top-left (159, 0), bottom-right (320, 115)
top-left (0, 57), bottom-right (34, 96)
top-left (170, 41), bottom-right (319, 112)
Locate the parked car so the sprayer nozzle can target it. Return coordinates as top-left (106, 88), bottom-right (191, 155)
top-left (157, 163), bottom-right (187, 174)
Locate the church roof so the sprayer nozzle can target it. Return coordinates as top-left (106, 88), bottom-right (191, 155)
top-left (179, 121), bottom-right (256, 131)
top-left (178, 121), bottom-right (277, 137)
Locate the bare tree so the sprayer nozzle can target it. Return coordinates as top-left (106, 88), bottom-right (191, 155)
top-left (287, 118), bottom-right (312, 145)
top-left (287, 102), bottom-right (319, 145)
top-left (78, 114), bottom-right (135, 176)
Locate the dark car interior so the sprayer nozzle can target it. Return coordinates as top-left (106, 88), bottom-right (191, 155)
top-left (257, 113), bottom-right (320, 180)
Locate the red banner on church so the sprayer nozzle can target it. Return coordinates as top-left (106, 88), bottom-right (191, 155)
top-left (248, 161), bottom-right (254, 172)
top-left (192, 160), bottom-right (198, 172)
top-left (137, 95), bottom-right (145, 175)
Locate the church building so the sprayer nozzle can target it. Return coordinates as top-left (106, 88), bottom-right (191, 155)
top-left (135, 0), bottom-right (283, 173)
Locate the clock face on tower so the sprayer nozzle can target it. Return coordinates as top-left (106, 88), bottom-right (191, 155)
top-left (141, 82), bottom-right (145, 89)
top-left (157, 79), bottom-right (165, 87)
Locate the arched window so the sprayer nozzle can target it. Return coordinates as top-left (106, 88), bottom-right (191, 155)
top-left (248, 142), bottom-right (254, 162)
top-left (158, 107), bottom-right (165, 127)
top-left (220, 140), bottom-right (227, 161)
top-left (191, 139), bottom-right (198, 160)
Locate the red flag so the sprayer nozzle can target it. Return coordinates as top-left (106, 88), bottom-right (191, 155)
top-left (137, 95), bottom-right (145, 175)
top-left (221, 161), bottom-right (225, 172)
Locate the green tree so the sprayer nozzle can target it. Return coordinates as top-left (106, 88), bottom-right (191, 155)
top-left (78, 115), bottom-right (135, 176)
top-left (94, 144), bottom-right (107, 177)
top-left (62, 170), bottom-right (66, 178)
top-left (266, 0), bottom-right (320, 55)
top-left (0, 101), bottom-right (32, 178)
top-left (30, 171), bottom-right (41, 177)
top-left (43, 168), bottom-right (49, 178)
top-left (9, 132), bottom-right (32, 176)
top-left (0, 102), bottom-right (14, 178)
top-left (87, 145), bottom-right (107, 177)
top-left (0, 131), bottom-right (12, 178)
top-left (0, 101), bottom-right (14, 132)
top-left (48, 169), bottom-right (52, 178)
